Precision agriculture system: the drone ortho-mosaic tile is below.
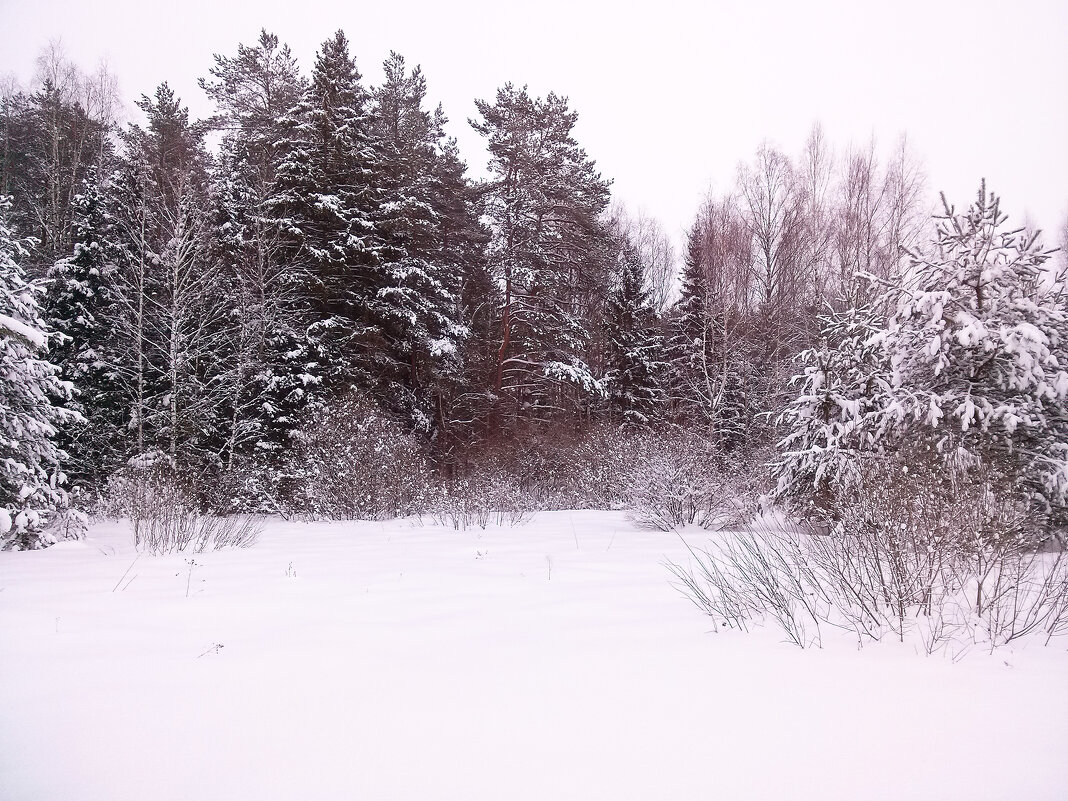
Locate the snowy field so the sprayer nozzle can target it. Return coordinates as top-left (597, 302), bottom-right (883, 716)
top-left (1, 511), bottom-right (1066, 801)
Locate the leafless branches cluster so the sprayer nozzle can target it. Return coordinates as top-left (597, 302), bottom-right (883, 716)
top-left (671, 452), bottom-right (1068, 653)
top-left (106, 464), bottom-right (261, 555)
top-left (283, 394), bottom-right (434, 520)
top-left (674, 127), bottom-right (929, 441)
top-left (273, 410), bottom-right (769, 531)
top-left (430, 469), bottom-right (534, 530)
top-left (627, 430), bottom-right (767, 531)
top-left (727, 126), bottom-right (928, 315)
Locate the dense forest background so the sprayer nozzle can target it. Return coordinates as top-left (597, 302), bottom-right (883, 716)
top-left (1, 30), bottom-right (1066, 549)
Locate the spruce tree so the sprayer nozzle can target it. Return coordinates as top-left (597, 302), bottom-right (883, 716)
top-left (0, 197), bottom-right (77, 547)
top-left (44, 170), bottom-right (123, 489)
top-left (432, 136), bottom-right (494, 449)
top-left (269, 31), bottom-right (384, 408)
top-left (372, 53), bottom-right (475, 433)
top-left (603, 243), bottom-right (666, 427)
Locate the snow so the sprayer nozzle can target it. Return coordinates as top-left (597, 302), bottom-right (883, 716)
top-left (1, 511), bottom-right (1066, 801)
top-left (0, 313), bottom-right (47, 350)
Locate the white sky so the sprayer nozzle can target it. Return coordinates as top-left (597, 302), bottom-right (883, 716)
top-left (2, 0), bottom-right (1066, 249)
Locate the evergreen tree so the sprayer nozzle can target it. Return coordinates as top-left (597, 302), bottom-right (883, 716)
top-left (269, 31), bottom-right (384, 411)
top-left (44, 170), bottom-right (124, 489)
top-left (774, 183), bottom-right (1068, 520)
top-left (883, 183), bottom-right (1067, 514)
top-left (773, 303), bottom-right (890, 507)
top-left (0, 197), bottom-right (77, 547)
top-left (471, 84), bottom-right (613, 428)
top-left (200, 29), bottom-right (304, 186)
top-left (372, 52), bottom-right (477, 434)
top-left (669, 221), bottom-right (716, 423)
top-left (200, 31), bottom-right (308, 479)
top-left (603, 242), bottom-right (666, 427)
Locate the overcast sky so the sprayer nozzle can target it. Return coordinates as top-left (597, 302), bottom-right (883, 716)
top-left (2, 0), bottom-right (1066, 249)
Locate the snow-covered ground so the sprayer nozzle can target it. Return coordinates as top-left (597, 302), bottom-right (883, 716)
top-left (1, 511), bottom-right (1066, 800)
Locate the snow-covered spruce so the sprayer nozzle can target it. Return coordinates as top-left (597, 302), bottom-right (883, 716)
top-left (602, 241), bottom-right (667, 427)
top-left (45, 171), bottom-right (126, 491)
top-left (0, 197), bottom-right (80, 548)
top-left (774, 183), bottom-right (1068, 519)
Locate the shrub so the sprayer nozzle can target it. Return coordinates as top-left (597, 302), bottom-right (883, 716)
top-left (430, 466), bottom-right (534, 530)
top-left (283, 395), bottom-right (433, 519)
top-left (104, 461), bottom-right (261, 554)
top-left (449, 424), bottom-right (650, 512)
top-left (628, 429), bottom-right (766, 531)
top-left (671, 449), bottom-right (1068, 652)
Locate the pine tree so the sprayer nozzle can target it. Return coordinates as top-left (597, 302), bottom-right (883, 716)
top-left (0, 197), bottom-right (77, 547)
top-left (200, 31), bottom-right (308, 481)
top-left (882, 183), bottom-right (1067, 514)
top-left (471, 84), bottom-right (613, 427)
top-left (200, 29), bottom-right (304, 187)
top-left (773, 303), bottom-right (890, 506)
top-left (603, 242), bottom-right (666, 427)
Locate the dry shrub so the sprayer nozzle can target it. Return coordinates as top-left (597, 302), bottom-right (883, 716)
top-left (441, 424), bottom-right (648, 514)
top-left (435, 425), bottom-right (767, 528)
top-left (628, 430), bottom-right (767, 531)
top-left (430, 466), bottom-right (534, 530)
top-left (200, 459), bottom-right (287, 517)
top-left (283, 395), bottom-right (433, 519)
top-left (671, 449), bottom-right (1068, 652)
top-left (104, 458), bottom-right (261, 555)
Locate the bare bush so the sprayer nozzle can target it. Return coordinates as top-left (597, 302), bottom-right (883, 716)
top-left (451, 424), bottom-right (654, 513)
top-left (200, 459), bottom-right (288, 517)
top-left (430, 466), bottom-right (534, 530)
top-left (283, 395), bottom-right (433, 519)
top-left (133, 479), bottom-right (261, 555)
top-left (671, 450), bottom-right (1068, 652)
top-left (974, 549), bottom-right (1068, 647)
top-left (628, 430), bottom-right (766, 531)
top-left (679, 524), bottom-right (824, 647)
top-left (103, 460), bottom-right (261, 554)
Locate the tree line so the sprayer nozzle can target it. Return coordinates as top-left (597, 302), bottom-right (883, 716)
top-left (1, 29), bottom-right (1065, 546)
